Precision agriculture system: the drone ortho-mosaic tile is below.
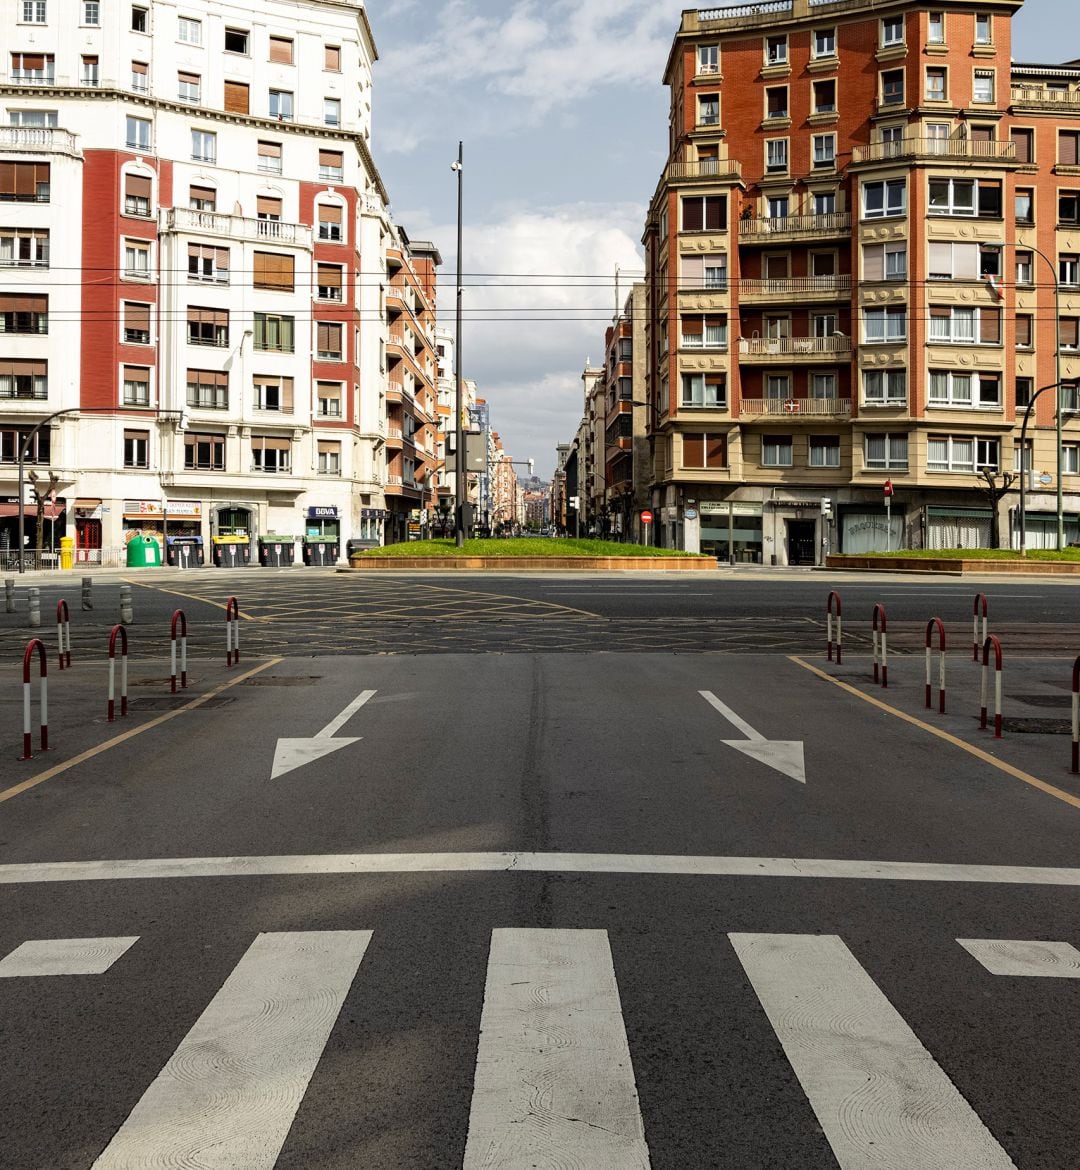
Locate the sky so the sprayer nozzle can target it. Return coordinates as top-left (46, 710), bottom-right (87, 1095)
top-left (368, 0), bottom-right (1063, 478)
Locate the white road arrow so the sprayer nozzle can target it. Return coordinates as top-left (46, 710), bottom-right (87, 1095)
top-left (699, 690), bottom-right (806, 784)
top-left (270, 690), bottom-right (376, 779)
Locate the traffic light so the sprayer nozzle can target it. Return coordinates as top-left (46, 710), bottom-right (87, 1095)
top-left (820, 498), bottom-right (833, 518)
top-left (569, 496), bottom-right (580, 509)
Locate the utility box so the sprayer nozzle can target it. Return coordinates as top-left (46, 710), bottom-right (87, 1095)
top-left (166, 535), bottom-right (205, 567)
top-left (258, 536), bottom-right (296, 567)
top-left (211, 535), bottom-right (251, 567)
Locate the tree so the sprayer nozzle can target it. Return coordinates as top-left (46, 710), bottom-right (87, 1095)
top-left (975, 467), bottom-right (1016, 550)
top-left (27, 470), bottom-right (60, 556)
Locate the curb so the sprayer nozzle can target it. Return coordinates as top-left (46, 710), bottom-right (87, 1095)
top-left (345, 556), bottom-right (717, 572)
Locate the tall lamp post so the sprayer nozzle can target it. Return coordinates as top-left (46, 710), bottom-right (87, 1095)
top-left (451, 142), bottom-right (466, 548)
top-left (1018, 380), bottom-right (1066, 555)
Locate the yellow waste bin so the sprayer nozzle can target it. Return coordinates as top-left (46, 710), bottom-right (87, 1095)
top-left (59, 535), bottom-right (75, 570)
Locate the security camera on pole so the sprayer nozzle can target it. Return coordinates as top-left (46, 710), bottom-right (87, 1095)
top-left (883, 479), bottom-right (894, 552)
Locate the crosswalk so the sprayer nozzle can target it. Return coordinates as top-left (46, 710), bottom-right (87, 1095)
top-left (3, 927), bottom-right (1073, 1167)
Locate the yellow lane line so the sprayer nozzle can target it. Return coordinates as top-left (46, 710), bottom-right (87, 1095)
top-left (0, 657), bottom-right (282, 804)
top-left (788, 655), bottom-right (1080, 813)
top-left (124, 579), bottom-right (257, 620)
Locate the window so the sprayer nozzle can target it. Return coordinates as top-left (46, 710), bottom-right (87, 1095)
top-left (698, 94), bottom-right (720, 125)
top-left (178, 17), bottom-right (201, 44)
top-left (256, 195), bottom-right (282, 235)
top-left (682, 433), bottom-right (727, 469)
top-left (123, 240), bottom-right (150, 279)
top-left (1060, 317), bottom-right (1080, 349)
top-left (767, 195), bottom-right (789, 219)
top-left (811, 372), bottom-right (837, 399)
top-left (178, 72), bottom-right (200, 103)
top-left (324, 44), bottom-right (341, 71)
top-left (618, 338), bottom-right (633, 361)
top-left (928, 177), bottom-right (1001, 218)
top-left (122, 365), bottom-right (150, 406)
top-left (681, 195), bottom-right (726, 231)
top-left (680, 374), bottom-right (726, 409)
top-left (813, 27), bottom-right (836, 58)
top-left (318, 441), bottom-right (342, 476)
top-left (269, 36), bottom-right (293, 64)
top-left (766, 138), bottom-right (788, 173)
top-left (765, 35), bottom-right (787, 65)
top-left (1016, 314), bottom-right (1033, 348)
top-left (973, 69), bottom-right (995, 104)
top-left (975, 13), bottom-right (992, 44)
top-left (318, 149), bottom-right (343, 181)
top-left (8, 109), bottom-right (57, 127)
top-left (187, 243), bottom-right (228, 284)
top-left (185, 369), bottom-right (227, 409)
top-left (123, 430), bottom-right (148, 469)
top-left (224, 80), bottom-right (249, 114)
top-left (269, 89), bottom-right (293, 120)
top-left (813, 79), bottom-right (836, 114)
top-left (317, 263), bottom-right (344, 301)
top-left (865, 433), bottom-right (908, 469)
top-left (324, 98), bottom-right (341, 127)
top-left (252, 436), bottom-right (291, 474)
top-left (863, 306), bottom-right (906, 343)
top-left (317, 203), bottom-right (343, 241)
top-left (123, 172), bottom-right (152, 217)
top-left (83, 1), bottom-right (99, 24)
top-left (698, 44), bottom-right (719, 75)
top-left (22, 1), bottom-right (46, 22)
top-left (928, 241), bottom-right (987, 280)
top-left (224, 28), bottom-right (248, 54)
top-left (317, 322), bottom-right (344, 360)
top-left (881, 15), bottom-right (904, 45)
top-left (253, 251), bottom-right (294, 292)
top-left (184, 432), bottom-right (225, 470)
top-left (880, 69), bottom-right (904, 106)
top-left (813, 192), bottom-right (836, 215)
top-left (131, 60), bottom-right (149, 93)
top-left (863, 242), bottom-right (907, 280)
top-left (1064, 445), bottom-right (1080, 475)
top-left (928, 371), bottom-right (1001, 408)
top-left (924, 67), bottom-right (946, 102)
top-left (811, 313), bottom-right (838, 338)
top-left (317, 382), bottom-right (343, 417)
top-left (0, 361), bottom-right (47, 400)
top-left (131, 5), bottom-right (148, 31)
top-left (680, 253), bottom-right (727, 289)
top-left (765, 87), bottom-right (787, 120)
top-left (809, 436), bottom-right (840, 468)
top-left (81, 55), bottom-right (99, 86)
top-left (253, 375), bottom-right (293, 412)
top-left (122, 301), bottom-right (150, 344)
top-left (258, 141), bottom-right (283, 174)
top-left (1060, 192), bottom-right (1080, 225)
top-left (863, 370), bottom-right (906, 405)
top-left (927, 435), bottom-right (999, 471)
top-left (0, 424), bottom-right (50, 461)
top-left (1016, 378), bottom-right (1033, 409)
top-left (0, 295), bottom-right (46, 335)
top-left (1061, 255), bottom-right (1080, 287)
top-left (188, 186), bottom-right (215, 213)
top-left (1059, 130), bottom-right (1080, 167)
top-left (126, 116), bottom-right (151, 150)
top-left (10, 52), bottom-right (55, 84)
top-left (762, 436), bottom-right (793, 468)
top-left (929, 305), bottom-right (1000, 344)
top-left (812, 134), bottom-right (836, 168)
top-left (253, 312), bottom-right (294, 352)
top-left (190, 130), bottom-right (216, 163)
top-left (1015, 187), bottom-right (1034, 223)
top-left (0, 228), bottom-right (49, 267)
top-left (862, 178), bottom-right (906, 218)
top-left (928, 12), bottom-right (944, 43)
top-left (680, 315), bottom-right (727, 349)
top-left (187, 306), bottom-right (228, 347)
top-left (1016, 250), bottom-right (1033, 284)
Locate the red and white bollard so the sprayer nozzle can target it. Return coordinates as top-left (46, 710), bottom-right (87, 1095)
top-left (108, 624), bottom-right (129, 723)
top-left (925, 617), bottom-right (946, 714)
top-left (56, 599), bottom-right (71, 670)
top-left (20, 638), bottom-right (48, 761)
top-left (980, 634), bottom-right (1003, 739)
top-left (973, 593), bottom-right (988, 662)
top-left (1071, 655), bottom-right (1079, 775)
top-left (872, 603), bottom-right (888, 688)
top-left (170, 609), bottom-right (188, 693)
top-left (225, 596), bottom-right (240, 667)
top-left (827, 591), bottom-right (843, 664)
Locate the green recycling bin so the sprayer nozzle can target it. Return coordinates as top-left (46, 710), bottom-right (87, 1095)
top-left (126, 536), bottom-right (162, 567)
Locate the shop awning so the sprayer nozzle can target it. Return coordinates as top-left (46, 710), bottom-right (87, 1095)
top-left (0, 503), bottom-right (64, 519)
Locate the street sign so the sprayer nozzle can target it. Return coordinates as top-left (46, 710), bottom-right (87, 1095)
top-left (883, 480), bottom-right (894, 498)
top-left (641, 509), bottom-right (654, 524)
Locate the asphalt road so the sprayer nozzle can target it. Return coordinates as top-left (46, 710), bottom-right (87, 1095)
top-left (2, 568), bottom-right (1080, 1167)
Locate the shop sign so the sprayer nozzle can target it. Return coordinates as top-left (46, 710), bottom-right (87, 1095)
top-left (700, 502), bottom-right (763, 517)
top-left (123, 500), bottom-right (202, 520)
top-left (166, 500), bottom-right (202, 518)
top-left (308, 506), bottom-right (339, 519)
top-left (360, 508), bottom-right (388, 520)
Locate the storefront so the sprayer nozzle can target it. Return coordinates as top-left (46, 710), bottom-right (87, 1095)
top-left (839, 505), bottom-right (905, 553)
top-left (74, 498), bottom-right (103, 562)
top-left (699, 502), bottom-right (763, 563)
top-left (123, 500), bottom-right (203, 551)
top-left (305, 505), bottom-right (340, 543)
top-left (925, 506), bottom-right (991, 551)
top-left (0, 496), bottom-right (66, 552)
top-left (357, 508), bottom-right (386, 546)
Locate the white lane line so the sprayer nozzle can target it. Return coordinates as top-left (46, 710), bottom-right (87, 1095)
top-left (0, 937), bottom-right (138, 977)
top-left (700, 690), bottom-right (765, 742)
top-left (958, 938), bottom-right (1080, 978)
top-left (730, 933), bottom-right (1015, 1170)
top-left (4, 853), bottom-right (1080, 887)
top-left (316, 688), bottom-right (376, 739)
top-left (464, 928), bottom-right (650, 1169)
top-left (92, 930), bottom-right (371, 1170)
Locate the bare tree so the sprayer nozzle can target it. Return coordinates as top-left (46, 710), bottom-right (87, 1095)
top-left (976, 467), bottom-right (1016, 550)
top-left (27, 471), bottom-right (60, 556)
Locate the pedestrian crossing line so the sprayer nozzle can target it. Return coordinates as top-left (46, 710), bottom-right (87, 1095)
top-left (730, 933), bottom-right (1016, 1170)
top-left (958, 938), bottom-right (1080, 978)
top-left (0, 936), bottom-right (138, 978)
top-left (91, 930), bottom-right (371, 1170)
top-left (463, 928), bottom-right (651, 1169)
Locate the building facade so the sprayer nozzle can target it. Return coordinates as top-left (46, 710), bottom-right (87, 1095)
top-left (0, 0), bottom-right (414, 562)
top-left (602, 282), bottom-right (650, 541)
top-left (644, 0), bottom-right (1080, 562)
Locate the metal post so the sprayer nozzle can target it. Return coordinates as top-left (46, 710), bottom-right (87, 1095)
top-left (5, 578), bottom-right (14, 613)
top-left (452, 141), bottom-right (466, 548)
top-left (28, 587), bottom-right (40, 629)
top-left (119, 584), bottom-right (134, 626)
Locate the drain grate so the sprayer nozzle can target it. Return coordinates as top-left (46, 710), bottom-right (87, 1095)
top-left (128, 696), bottom-right (236, 711)
top-left (1000, 716), bottom-right (1072, 735)
top-left (243, 676), bottom-right (321, 687)
top-left (1011, 694), bottom-right (1073, 709)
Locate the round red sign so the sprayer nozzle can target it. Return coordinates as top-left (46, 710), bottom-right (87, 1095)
top-left (641, 510), bottom-right (654, 524)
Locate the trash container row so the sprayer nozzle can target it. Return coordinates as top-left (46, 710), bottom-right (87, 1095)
top-left (124, 535), bottom-right (342, 568)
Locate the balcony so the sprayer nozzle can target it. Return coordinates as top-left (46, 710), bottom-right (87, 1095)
top-left (739, 212), bottom-right (851, 244)
top-left (738, 335), bottom-right (851, 363)
top-left (1011, 85), bottom-right (1080, 112)
top-left (851, 137), bottom-right (1017, 165)
top-left (664, 159), bottom-right (742, 183)
top-left (160, 208), bottom-right (312, 249)
top-left (0, 126), bottom-right (80, 158)
top-left (738, 275), bottom-right (852, 304)
top-left (740, 397), bottom-right (852, 419)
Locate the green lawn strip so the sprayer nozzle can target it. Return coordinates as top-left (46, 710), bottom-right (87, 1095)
top-left (856, 548), bottom-right (1080, 562)
top-left (352, 538), bottom-right (707, 559)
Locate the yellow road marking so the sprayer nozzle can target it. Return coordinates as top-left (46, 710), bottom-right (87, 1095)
top-left (0, 657), bottom-right (282, 804)
top-left (124, 579), bottom-right (255, 620)
top-left (789, 655), bottom-right (1080, 813)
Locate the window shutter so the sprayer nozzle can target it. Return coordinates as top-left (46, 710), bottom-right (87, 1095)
top-left (1016, 315), bottom-right (1032, 346)
top-left (979, 309), bottom-right (1001, 344)
top-left (324, 45), bottom-right (341, 70)
top-left (124, 172), bottom-right (151, 199)
top-left (269, 36), bottom-right (293, 64)
top-left (319, 149), bottom-right (343, 170)
top-left (124, 302), bottom-right (150, 332)
top-left (1011, 128), bottom-right (1032, 163)
top-left (132, 60), bottom-right (148, 76)
top-left (681, 316), bottom-right (703, 339)
top-left (954, 243), bottom-right (978, 281)
top-left (318, 202), bottom-right (342, 223)
top-left (317, 381), bottom-right (342, 401)
top-left (317, 440), bottom-right (339, 454)
top-left (682, 198), bottom-right (703, 231)
top-left (223, 80), bottom-right (249, 114)
top-left (317, 263), bottom-right (342, 289)
top-left (256, 195), bottom-right (281, 217)
top-left (190, 184), bottom-right (215, 206)
top-left (178, 70), bottom-right (199, 86)
top-left (1060, 317), bottom-right (1079, 348)
top-left (254, 251), bottom-right (293, 291)
top-left (683, 434), bottom-right (704, 466)
top-left (258, 141), bottom-right (281, 160)
top-left (705, 196), bottom-right (726, 229)
top-left (254, 435), bottom-right (290, 451)
top-left (863, 244), bottom-right (884, 280)
top-left (681, 254), bottom-right (703, 284)
top-left (706, 436), bottom-right (726, 467)
top-left (1061, 131), bottom-right (1079, 167)
top-left (928, 241), bottom-right (952, 275)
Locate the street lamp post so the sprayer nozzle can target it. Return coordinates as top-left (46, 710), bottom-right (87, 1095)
top-left (451, 142), bottom-right (465, 548)
top-left (1018, 380), bottom-right (1066, 555)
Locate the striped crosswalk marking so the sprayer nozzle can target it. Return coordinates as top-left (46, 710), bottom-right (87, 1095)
top-left (730, 933), bottom-right (1015, 1170)
top-left (92, 930), bottom-right (371, 1169)
top-left (464, 928), bottom-right (651, 1169)
top-left (0, 937), bottom-right (138, 978)
top-left (958, 938), bottom-right (1080, 978)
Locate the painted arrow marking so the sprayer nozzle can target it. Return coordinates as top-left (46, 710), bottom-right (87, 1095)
top-left (699, 690), bottom-right (806, 784)
top-left (271, 689), bottom-right (376, 779)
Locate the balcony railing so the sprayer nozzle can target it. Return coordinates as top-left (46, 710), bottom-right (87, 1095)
top-left (665, 159), bottom-right (742, 182)
top-left (739, 212), bottom-right (852, 241)
top-left (0, 126), bottom-right (79, 156)
top-left (740, 397), bottom-right (852, 417)
top-left (739, 275), bottom-right (852, 297)
top-left (1011, 85), bottom-right (1080, 109)
top-left (738, 335), bottom-right (851, 358)
top-left (852, 137), bottom-right (1017, 165)
top-left (161, 208), bottom-right (312, 248)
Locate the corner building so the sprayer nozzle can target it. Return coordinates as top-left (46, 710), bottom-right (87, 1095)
top-left (644, 0), bottom-right (1080, 562)
top-left (0, 0), bottom-right (408, 562)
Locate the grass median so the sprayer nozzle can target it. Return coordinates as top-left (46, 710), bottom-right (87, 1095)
top-left (352, 537), bottom-right (706, 559)
top-left (863, 548), bottom-right (1080, 562)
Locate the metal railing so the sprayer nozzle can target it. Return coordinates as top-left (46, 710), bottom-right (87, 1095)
top-left (161, 208), bottom-right (312, 247)
top-left (738, 335), bottom-right (851, 357)
top-left (1011, 85), bottom-right (1080, 108)
top-left (740, 212), bottom-right (851, 239)
top-left (665, 158), bottom-right (742, 181)
top-left (852, 137), bottom-right (1017, 164)
top-left (740, 397), bottom-right (852, 416)
top-left (739, 275), bottom-right (852, 296)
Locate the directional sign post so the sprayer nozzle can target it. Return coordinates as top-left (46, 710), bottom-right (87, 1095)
top-left (699, 690), bottom-right (806, 783)
top-left (884, 479), bottom-right (894, 553)
top-left (271, 690), bottom-right (376, 779)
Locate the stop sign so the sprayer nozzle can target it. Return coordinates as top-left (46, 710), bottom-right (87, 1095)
top-left (883, 479), bottom-right (894, 498)
top-left (641, 509), bottom-right (654, 524)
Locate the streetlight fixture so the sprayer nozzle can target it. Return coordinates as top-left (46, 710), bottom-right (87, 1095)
top-left (451, 142), bottom-right (465, 548)
top-left (1017, 380), bottom-right (1066, 556)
